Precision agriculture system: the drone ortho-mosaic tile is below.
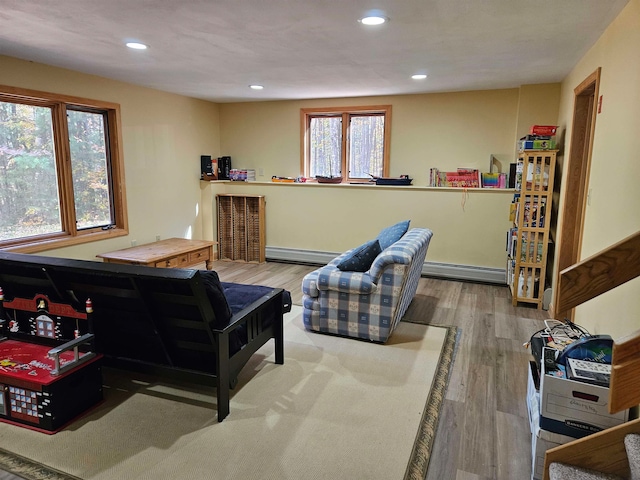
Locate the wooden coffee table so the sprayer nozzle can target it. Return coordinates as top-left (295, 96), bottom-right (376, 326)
top-left (97, 238), bottom-right (217, 270)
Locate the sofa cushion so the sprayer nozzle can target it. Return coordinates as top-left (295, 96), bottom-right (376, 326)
top-left (337, 239), bottom-right (382, 272)
top-left (200, 270), bottom-right (233, 326)
top-left (376, 220), bottom-right (410, 249)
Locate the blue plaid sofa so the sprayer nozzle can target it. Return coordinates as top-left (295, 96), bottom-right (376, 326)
top-left (301, 228), bottom-right (434, 342)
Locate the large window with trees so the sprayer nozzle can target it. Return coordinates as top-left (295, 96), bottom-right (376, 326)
top-left (301, 105), bottom-right (391, 183)
top-left (0, 85), bottom-right (128, 252)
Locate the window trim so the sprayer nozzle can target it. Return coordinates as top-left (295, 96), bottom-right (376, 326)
top-left (300, 105), bottom-right (391, 183)
top-left (0, 84), bottom-right (128, 253)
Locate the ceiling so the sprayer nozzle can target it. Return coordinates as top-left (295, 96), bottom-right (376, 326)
top-left (0, 0), bottom-right (629, 103)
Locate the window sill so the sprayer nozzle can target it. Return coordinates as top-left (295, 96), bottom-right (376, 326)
top-left (1, 228), bottom-right (129, 254)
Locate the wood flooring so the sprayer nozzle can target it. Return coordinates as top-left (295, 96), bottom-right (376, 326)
top-left (210, 259), bottom-right (549, 480)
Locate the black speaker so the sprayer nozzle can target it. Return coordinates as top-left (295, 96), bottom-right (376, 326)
top-left (218, 156), bottom-right (231, 180)
top-left (201, 155), bottom-right (213, 179)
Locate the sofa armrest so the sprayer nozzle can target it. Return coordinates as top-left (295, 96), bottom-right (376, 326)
top-left (302, 271), bottom-right (320, 297)
top-left (368, 250), bottom-right (413, 280)
top-left (369, 228), bottom-right (433, 279)
top-left (317, 267), bottom-right (377, 294)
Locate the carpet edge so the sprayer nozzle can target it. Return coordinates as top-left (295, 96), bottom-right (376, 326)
top-left (0, 322), bottom-right (459, 480)
top-left (404, 325), bottom-right (459, 480)
top-left (0, 447), bottom-right (80, 480)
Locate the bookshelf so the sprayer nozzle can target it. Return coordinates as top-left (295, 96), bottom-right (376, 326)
top-left (507, 150), bottom-right (557, 308)
top-left (217, 194), bottom-right (266, 263)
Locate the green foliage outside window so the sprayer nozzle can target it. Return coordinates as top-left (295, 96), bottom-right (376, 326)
top-left (302, 105), bottom-right (390, 182)
top-left (0, 101), bottom-right (61, 241)
top-left (0, 87), bottom-right (125, 250)
top-left (67, 109), bottom-right (112, 230)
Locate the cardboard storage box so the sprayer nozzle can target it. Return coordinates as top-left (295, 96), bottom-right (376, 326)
top-left (529, 125), bottom-right (557, 136)
top-left (519, 138), bottom-right (556, 150)
top-left (528, 361), bottom-right (577, 479)
top-left (540, 360), bottom-right (629, 438)
top-left (530, 422), bottom-right (576, 480)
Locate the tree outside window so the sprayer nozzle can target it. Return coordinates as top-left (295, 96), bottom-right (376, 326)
top-left (0, 86), bottom-right (127, 252)
top-left (0, 102), bottom-right (61, 240)
top-left (301, 105), bottom-right (391, 183)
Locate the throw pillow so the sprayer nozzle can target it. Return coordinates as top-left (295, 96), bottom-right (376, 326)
top-left (337, 239), bottom-right (382, 272)
top-left (376, 220), bottom-right (410, 250)
top-left (199, 270), bottom-right (233, 326)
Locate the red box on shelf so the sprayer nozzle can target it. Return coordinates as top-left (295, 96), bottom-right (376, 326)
top-left (530, 125), bottom-right (557, 136)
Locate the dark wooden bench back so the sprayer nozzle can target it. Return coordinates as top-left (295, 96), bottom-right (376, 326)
top-left (0, 252), bottom-right (224, 374)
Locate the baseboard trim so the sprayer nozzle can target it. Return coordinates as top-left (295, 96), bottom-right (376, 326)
top-left (265, 246), bottom-right (506, 284)
top-left (421, 262), bottom-right (506, 284)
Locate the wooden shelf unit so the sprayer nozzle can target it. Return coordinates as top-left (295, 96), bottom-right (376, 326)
top-left (217, 194), bottom-right (266, 263)
top-left (507, 150), bottom-right (557, 309)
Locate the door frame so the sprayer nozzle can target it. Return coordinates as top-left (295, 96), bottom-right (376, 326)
top-left (552, 68), bottom-right (601, 320)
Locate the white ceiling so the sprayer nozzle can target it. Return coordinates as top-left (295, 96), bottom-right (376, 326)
top-left (0, 0), bottom-right (629, 103)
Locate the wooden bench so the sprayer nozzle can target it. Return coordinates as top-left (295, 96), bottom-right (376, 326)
top-left (0, 251), bottom-right (287, 422)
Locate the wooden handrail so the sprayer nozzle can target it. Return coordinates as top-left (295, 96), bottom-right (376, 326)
top-left (609, 328), bottom-right (640, 413)
top-left (543, 232), bottom-right (640, 480)
top-left (555, 230), bottom-right (640, 316)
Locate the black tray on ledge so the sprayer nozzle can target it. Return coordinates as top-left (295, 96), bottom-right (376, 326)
top-left (374, 177), bottom-right (413, 185)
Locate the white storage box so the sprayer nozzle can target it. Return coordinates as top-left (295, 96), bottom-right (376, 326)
top-left (540, 358), bottom-right (629, 438)
top-left (527, 361), bottom-right (540, 434)
top-left (528, 360), bottom-right (577, 479)
top-left (530, 422), bottom-right (576, 480)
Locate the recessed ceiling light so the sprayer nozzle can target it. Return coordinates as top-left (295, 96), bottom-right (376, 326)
top-left (126, 42), bottom-right (148, 50)
top-left (359, 15), bottom-right (387, 26)
top-left (249, 85), bottom-right (264, 90)
top-left (412, 74), bottom-right (428, 80)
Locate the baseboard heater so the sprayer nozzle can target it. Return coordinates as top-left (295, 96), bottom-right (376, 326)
top-left (265, 246), bottom-right (506, 285)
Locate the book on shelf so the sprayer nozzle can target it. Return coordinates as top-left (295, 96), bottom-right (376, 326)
top-left (509, 195), bottom-right (546, 228)
top-left (515, 161), bottom-right (550, 191)
top-left (523, 201), bottom-right (546, 228)
top-left (506, 229), bottom-right (544, 263)
top-left (520, 236), bottom-right (544, 263)
top-left (506, 227), bottom-right (518, 258)
top-left (429, 168), bottom-right (481, 188)
top-left (509, 202), bottom-right (517, 223)
top-left (481, 172), bottom-right (507, 188)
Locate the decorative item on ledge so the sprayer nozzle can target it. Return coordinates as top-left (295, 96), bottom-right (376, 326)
top-left (271, 176), bottom-right (296, 183)
top-left (229, 169), bottom-right (256, 181)
top-left (429, 168), bottom-right (481, 188)
top-left (316, 175), bottom-right (343, 184)
top-left (371, 175), bottom-right (413, 186)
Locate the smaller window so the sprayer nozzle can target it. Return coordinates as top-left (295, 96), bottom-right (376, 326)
top-left (301, 105), bottom-right (391, 183)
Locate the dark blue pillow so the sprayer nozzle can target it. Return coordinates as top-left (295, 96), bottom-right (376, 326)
top-left (376, 220), bottom-right (410, 250)
top-left (337, 239), bottom-right (382, 272)
top-left (200, 270), bottom-right (233, 326)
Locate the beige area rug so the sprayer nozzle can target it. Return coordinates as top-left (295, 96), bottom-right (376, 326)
top-left (0, 307), bottom-right (456, 480)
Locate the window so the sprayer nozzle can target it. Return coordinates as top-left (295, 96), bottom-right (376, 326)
top-left (301, 105), bottom-right (391, 182)
top-left (0, 85), bottom-right (128, 252)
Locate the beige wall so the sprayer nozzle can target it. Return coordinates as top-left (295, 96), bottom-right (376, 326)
top-left (0, 55), bottom-right (221, 260)
top-left (554, 0), bottom-right (640, 338)
top-left (204, 182), bottom-right (514, 267)
top-left (515, 84), bottom-right (561, 147)
top-left (221, 89), bottom-right (529, 184)
top-left (217, 87), bottom-right (559, 269)
top-left (1, 54), bottom-right (563, 275)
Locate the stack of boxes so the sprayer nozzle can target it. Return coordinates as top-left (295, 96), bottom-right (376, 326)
top-left (519, 125), bottom-right (558, 151)
top-left (527, 345), bottom-right (633, 479)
